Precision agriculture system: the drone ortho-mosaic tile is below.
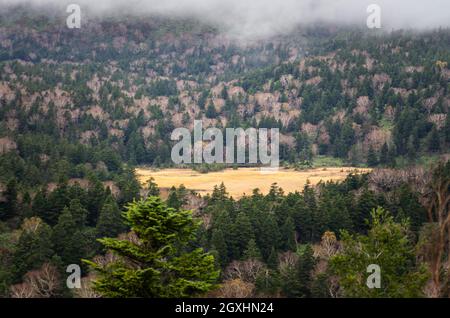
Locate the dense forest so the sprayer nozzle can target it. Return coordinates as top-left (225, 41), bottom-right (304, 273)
top-left (0, 6), bottom-right (449, 298)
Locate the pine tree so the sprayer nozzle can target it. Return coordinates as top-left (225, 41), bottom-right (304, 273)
top-left (267, 247), bottom-right (278, 269)
top-left (32, 187), bottom-right (49, 221)
top-left (232, 211), bottom-right (255, 258)
top-left (146, 177), bottom-right (160, 197)
top-left (428, 126), bottom-right (441, 152)
top-left (52, 207), bottom-right (86, 266)
top-left (96, 196), bottom-right (127, 238)
top-left (311, 273), bottom-right (331, 298)
top-left (12, 218), bottom-right (55, 280)
top-left (445, 114), bottom-right (450, 143)
top-left (206, 103), bottom-right (217, 119)
top-left (281, 217), bottom-right (296, 251)
top-left (46, 182), bottom-right (70, 226)
top-left (84, 197), bottom-right (219, 298)
top-left (243, 239), bottom-right (262, 260)
top-left (353, 187), bottom-right (378, 233)
top-left (86, 179), bottom-right (106, 226)
top-left (0, 178), bottom-right (18, 220)
top-left (296, 244), bottom-right (315, 298)
top-left (379, 143), bottom-right (389, 165)
top-left (210, 228), bottom-right (228, 266)
top-left (167, 186), bottom-right (182, 209)
top-left (67, 199), bottom-right (88, 227)
top-left (367, 145), bottom-right (378, 167)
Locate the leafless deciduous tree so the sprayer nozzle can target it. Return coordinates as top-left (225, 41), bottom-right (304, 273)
top-left (277, 251), bottom-right (298, 276)
top-left (224, 259), bottom-right (265, 283)
top-left (10, 263), bottom-right (60, 298)
top-left (212, 279), bottom-right (255, 298)
top-left (419, 162), bottom-right (450, 297)
top-left (73, 274), bottom-right (102, 298)
top-left (316, 231), bottom-right (340, 260)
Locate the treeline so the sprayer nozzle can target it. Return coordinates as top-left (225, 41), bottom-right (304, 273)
top-left (0, 170), bottom-right (140, 296)
top-left (0, 161), bottom-right (448, 298)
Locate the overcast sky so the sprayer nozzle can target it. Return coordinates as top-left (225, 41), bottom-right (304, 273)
top-left (1, 0), bottom-right (450, 38)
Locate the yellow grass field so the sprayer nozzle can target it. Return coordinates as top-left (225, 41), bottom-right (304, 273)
top-left (135, 167), bottom-right (371, 198)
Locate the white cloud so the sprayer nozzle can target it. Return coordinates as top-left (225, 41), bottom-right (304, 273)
top-left (1, 0), bottom-right (449, 38)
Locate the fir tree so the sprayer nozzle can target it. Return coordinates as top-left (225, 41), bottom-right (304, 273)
top-left (84, 197), bottom-right (219, 298)
top-left (428, 126), bottom-right (440, 152)
top-left (96, 196), bottom-right (127, 238)
top-left (379, 143), bottom-right (389, 165)
top-left (367, 145), bottom-right (378, 167)
top-left (232, 211), bottom-right (255, 258)
top-left (243, 239), bottom-right (262, 260)
top-left (296, 244), bottom-right (315, 298)
top-left (281, 217), bottom-right (296, 251)
top-left (210, 228), bottom-right (228, 266)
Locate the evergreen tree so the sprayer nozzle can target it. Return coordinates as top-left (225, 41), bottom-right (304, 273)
top-left (96, 196), bottom-right (127, 238)
top-left (445, 114), bottom-right (450, 143)
top-left (145, 177), bottom-right (160, 197)
top-left (232, 211), bottom-right (255, 258)
top-left (267, 247), bottom-right (279, 269)
top-left (367, 145), bottom-right (378, 167)
top-left (210, 228), bottom-right (228, 266)
top-left (86, 179), bottom-right (106, 226)
top-left (52, 207), bottom-right (86, 266)
top-left (167, 186), bottom-right (182, 209)
top-left (12, 218), bottom-right (55, 280)
top-left (330, 207), bottom-right (429, 297)
top-left (243, 239), bottom-right (262, 260)
top-left (206, 103), bottom-right (217, 119)
top-left (84, 197), bottom-right (219, 298)
top-left (311, 273), bottom-right (331, 298)
top-left (280, 261), bottom-right (301, 298)
top-left (379, 143), bottom-right (389, 165)
top-left (296, 244), bottom-right (315, 298)
top-left (281, 217), bottom-right (296, 251)
top-left (353, 187), bottom-right (378, 233)
top-left (0, 178), bottom-right (18, 220)
top-left (67, 199), bottom-right (88, 227)
top-left (428, 126), bottom-right (440, 152)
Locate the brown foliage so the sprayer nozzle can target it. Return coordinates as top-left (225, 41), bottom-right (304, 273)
top-left (212, 279), bottom-right (255, 298)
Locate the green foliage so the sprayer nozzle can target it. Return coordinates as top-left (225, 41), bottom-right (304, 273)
top-left (296, 244), bottom-right (316, 298)
top-left (12, 218), bottom-right (55, 281)
top-left (84, 197), bottom-right (219, 298)
top-left (243, 239), bottom-right (262, 260)
top-left (96, 196), bottom-right (127, 239)
top-left (330, 207), bottom-right (429, 298)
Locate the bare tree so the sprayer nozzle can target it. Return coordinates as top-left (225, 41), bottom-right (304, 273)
top-left (277, 251), bottom-right (298, 276)
top-left (73, 274), bottom-right (101, 298)
top-left (10, 283), bottom-right (36, 298)
top-left (10, 263), bottom-right (60, 298)
top-left (224, 259), bottom-right (265, 283)
top-left (213, 279), bottom-right (255, 298)
top-left (419, 162), bottom-right (450, 297)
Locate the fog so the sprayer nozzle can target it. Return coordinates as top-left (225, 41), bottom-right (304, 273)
top-left (1, 0), bottom-right (450, 39)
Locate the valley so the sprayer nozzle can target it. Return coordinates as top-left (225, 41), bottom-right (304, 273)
top-left (135, 167), bottom-right (371, 197)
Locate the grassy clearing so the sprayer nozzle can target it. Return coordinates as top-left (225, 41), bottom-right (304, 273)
top-left (312, 156), bottom-right (346, 167)
top-left (135, 167), bottom-right (371, 198)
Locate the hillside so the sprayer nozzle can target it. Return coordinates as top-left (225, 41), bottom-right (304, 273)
top-left (0, 8), bottom-right (448, 190)
top-left (0, 5), bottom-right (449, 300)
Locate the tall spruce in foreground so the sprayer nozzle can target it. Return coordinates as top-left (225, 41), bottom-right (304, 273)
top-left (84, 197), bottom-right (219, 298)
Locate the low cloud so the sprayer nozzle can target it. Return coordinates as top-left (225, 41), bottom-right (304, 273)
top-left (1, 0), bottom-right (450, 38)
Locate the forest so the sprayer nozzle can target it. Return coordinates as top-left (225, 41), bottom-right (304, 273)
top-left (0, 5), bottom-right (449, 298)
